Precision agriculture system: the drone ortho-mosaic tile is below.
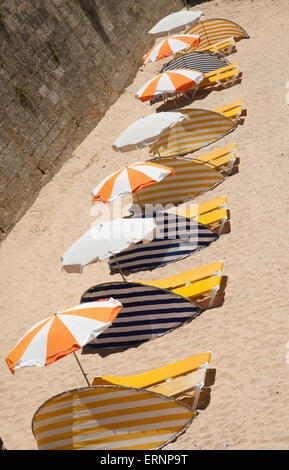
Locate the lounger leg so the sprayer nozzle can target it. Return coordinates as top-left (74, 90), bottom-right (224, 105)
top-left (192, 381), bottom-right (204, 411)
top-left (228, 156), bottom-right (236, 175)
top-left (218, 216), bottom-right (227, 235)
top-left (208, 286), bottom-right (219, 308)
top-left (216, 74), bottom-right (238, 89)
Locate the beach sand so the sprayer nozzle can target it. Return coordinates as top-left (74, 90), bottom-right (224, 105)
top-left (1, 0), bottom-right (289, 450)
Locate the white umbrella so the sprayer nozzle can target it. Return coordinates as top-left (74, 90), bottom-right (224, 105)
top-left (112, 112), bottom-right (186, 152)
top-left (62, 218), bottom-right (157, 278)
top-left (148, 10), bottom-right (204, 36)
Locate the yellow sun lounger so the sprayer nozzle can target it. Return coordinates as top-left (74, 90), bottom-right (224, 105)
top-left (176, 195), bottom-right (229, 235)
top-left (201, 62), bottom-right (240, 88)
top-left (182, 63), bottom-right (241, 100)
top-left (195, 144), bottom-right (237, 175)
top-left (205, 37), bottom-right (236, 56)
top-left (178, 37), bottom-right (236, 57)
top-left (215, 99), bottom-right (244, 120)
top-left (134, 261), bottom-right (224, 309)
top-left (92, 351), bottom-right (211, 410)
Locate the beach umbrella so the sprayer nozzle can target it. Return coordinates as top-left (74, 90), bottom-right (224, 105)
top-left (149, 51), bottom-right (230, 106)
top-left (112, 112), bottom-right (187, 152)
top-left (148, 10), bottom-right (204, 36)
top-left (185, 18), bottom-right (250, 52)
top-left (161, 50), bottom-right (229, 74)
top-left (142, 34), bottom-right (200, 65)
top-left (149, 107), bottom-right (238, 158)
top-left (91, 162), bottom-right (175, 203)
top-left (135, 69), bottom-right (204, 102)
top-left (5, 298), bottom-right (123, 386)
top-left (61, 217), bottom-right (157, 280)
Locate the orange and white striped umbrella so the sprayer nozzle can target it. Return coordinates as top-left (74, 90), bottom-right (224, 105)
top-left (142, 34), bottom-right (200, 64)
top-left (6, 298), bottom-right (123, 378)
top-left (135, 69), bottom-right (204, 102)
top-left (91, 162), bottom-right (175, 203)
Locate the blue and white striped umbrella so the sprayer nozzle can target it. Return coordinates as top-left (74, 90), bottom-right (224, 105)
top-left (108, 212), bottom-right (219, 275)
top-left (161, 51), bottom-right (229, 74)
top-left (81, 281), bottom-right (200, 351)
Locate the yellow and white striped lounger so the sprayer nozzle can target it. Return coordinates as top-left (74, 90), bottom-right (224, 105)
top-left (149, 100), bottom-right (244, 158)
top-left (32, 385), bottom-right (195, 450)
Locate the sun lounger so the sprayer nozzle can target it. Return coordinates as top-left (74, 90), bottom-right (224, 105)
top-left (195, 144), bottom-right (237, 175)
top-left (179, 37), bottom-right (236, 57)
top-left (93, 352), bottom-right (211, 410)
top-left (134, 261), bottom-right (224, 308)
top-left (186, 63), bottom-right (241, 98)
top-left (149, 100), bottom-right (244, 158)
top-left (93, 351), bottom-right (211, 388)
top-left (215, 99), bottom-right (244, 120)
top-left (32, 385), bottom-right (195, 450)
top-left (201, 62), bottom-right (240, 87)
top-left (151, 369), bottom-right (206, 410)
top-left (177, 195), bottom-right (229, 235)
top-left (205, 37), bottom-right (236, 56)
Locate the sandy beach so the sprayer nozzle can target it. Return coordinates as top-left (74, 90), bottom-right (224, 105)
top-left (1, 0), bottom-right (289, 450)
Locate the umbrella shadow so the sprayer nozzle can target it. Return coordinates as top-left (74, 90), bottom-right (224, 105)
top-left (155, 75), bottom-right (243, 113)
top-left (155, 89), bottom-right (213, 112)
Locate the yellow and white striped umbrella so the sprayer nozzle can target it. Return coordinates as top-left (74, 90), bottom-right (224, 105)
top-left (132, 157), bottom-right (224, 207)
top-left (91, 162), bottom-right (175, 203)
top-left (186, 18), bottom-right (249, 52)
top-left (149, 107), bottom-right (237, 157)
top-left (6, 299), bottom-right (123, 380)
top-left (32, 386), bottom-right (195, 450)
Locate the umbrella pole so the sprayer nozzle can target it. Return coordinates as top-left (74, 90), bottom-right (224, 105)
top-left (183, 0), bottom-right (189, 10)
top-left (73, 351), bottom-right (90, 386)
top-left (112, 253), bottom-right (126, 282)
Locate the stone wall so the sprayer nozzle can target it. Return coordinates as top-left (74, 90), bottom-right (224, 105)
top-left (0, 0), bottom-right (184, 240)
